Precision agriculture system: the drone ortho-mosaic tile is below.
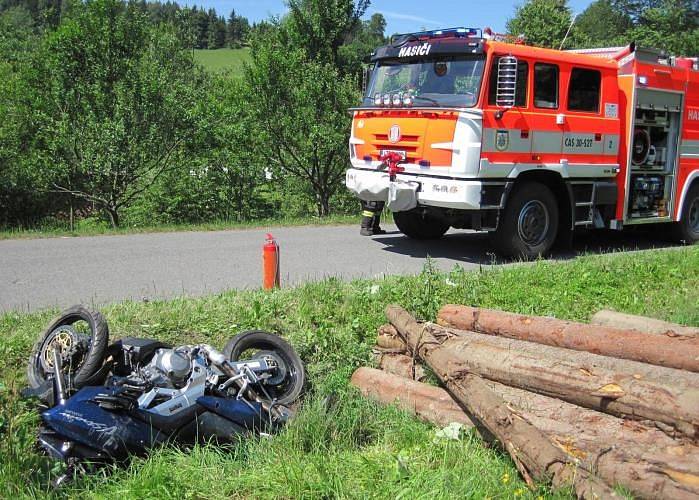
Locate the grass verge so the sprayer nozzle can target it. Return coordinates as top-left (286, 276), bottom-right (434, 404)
top-left (0, 214), bottom-right (358, 241)
top-left (1, 247), bottom-right (698, 498)
top-left (193, 47), bottom-right (250, 73)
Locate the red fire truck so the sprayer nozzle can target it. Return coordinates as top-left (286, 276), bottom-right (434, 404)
top-left (345, 27), bottom-right (699, 258)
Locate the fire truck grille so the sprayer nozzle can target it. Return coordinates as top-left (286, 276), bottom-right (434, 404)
top-left (371, 134), bottom-right (421, 162)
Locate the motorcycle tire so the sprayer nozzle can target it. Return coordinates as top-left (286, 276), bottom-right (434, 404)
top-left (223, 330), bottom-right (305, 406)
top-left (26, 305), bottom-right (109, 404)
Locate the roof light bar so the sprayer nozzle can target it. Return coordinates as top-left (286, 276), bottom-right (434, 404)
top-left (390, 27), bottom-right (482, 44)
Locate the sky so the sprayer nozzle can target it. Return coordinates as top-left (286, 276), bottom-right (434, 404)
top-left (181, 0), bottom-right (596, 35)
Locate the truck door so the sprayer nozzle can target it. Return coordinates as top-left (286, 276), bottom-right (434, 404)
top-left (560, 67), bottom-right (620, 177)
top-left (530, 63), bottom-right (563, 163)
top-left (481, 56), bottom-right (532, 172)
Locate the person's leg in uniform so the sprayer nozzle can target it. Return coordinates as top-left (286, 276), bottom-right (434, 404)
top-left (360, 200), bottom-right (386, 236)
top-left (360, 200), bottom-right (375, 236)
top-left (371, 201), bottom-right (386, 235)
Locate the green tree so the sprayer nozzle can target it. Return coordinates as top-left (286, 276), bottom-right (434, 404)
top-left (507, 0), bottom-right (579, 49)
top-left (226, 9), bottom-right (250, 47)
top-left (286, 0), bottom-right (370, 74)
top-left (575, 0), bottom-right (632, 47)
top-left (610, 0), bottom-right (663, 22)
top-left (134, 75), bottom-right (270, 224)
top-left (0, 6), bottom-right (55, 227)
top-left (339, 12), bottom-right (387, 79)
top-left (32, 0), bottom-right (206, 227)
top-left (625, 0), bottom-right (698, 55)
top-left (243, 30), bottom-right (359, 216)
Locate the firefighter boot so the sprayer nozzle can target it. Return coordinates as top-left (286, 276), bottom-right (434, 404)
top-left (360, 209), bottom-right (375, 236)
top-left (372, 201), bottom-right (386, 235)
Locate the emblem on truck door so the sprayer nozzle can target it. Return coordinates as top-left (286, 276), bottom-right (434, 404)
top-left (389, 124), bottom-right (401, 144)
top-left (495, 130), bottom-right (509, 151)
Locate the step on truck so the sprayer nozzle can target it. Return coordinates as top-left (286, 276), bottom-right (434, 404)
top-left (345, 27), bottom-right (699, 258)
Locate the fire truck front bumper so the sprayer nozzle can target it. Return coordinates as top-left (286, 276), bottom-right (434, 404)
top-left (345, 168), bottom-right (483, 211)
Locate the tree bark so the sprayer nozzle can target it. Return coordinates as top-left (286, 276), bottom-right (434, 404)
top-left (376, 324), bottom-right (407, 350)
top-left (69, 195), bottom-right (74, 232)
top-left (351, 367), bottom-right (474, 428)
top-left (384, 307), bottom-right (617, 498)
top-left (437, 304), bottom-right (699, 372)
top-left (354, 366), bottom-right (699, 499)
top-left (590, 310), bottom-right (698, 339)
top-left (316, 190), bottom-right (331, 217)
top-left (390, 306), bottom-right (699, 438)
top-left (450, 372), bottom-right (618, 498)
top-left (505, 387), bottom-right (699, 499)
top-left (105, 206), bottom-right (120, 228)
top-left (374, 352), bottom-right (426, 381)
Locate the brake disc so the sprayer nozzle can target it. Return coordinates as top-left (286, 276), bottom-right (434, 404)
top-left (39, 325), bottom-right (87, 374)
top-left (253, 350), bottom-right (288, 386)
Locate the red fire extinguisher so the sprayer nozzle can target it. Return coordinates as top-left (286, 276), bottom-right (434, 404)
top-left (263, 233), bottom-right (280, 289)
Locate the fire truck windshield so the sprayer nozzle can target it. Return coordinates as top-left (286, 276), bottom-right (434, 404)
top-left (364, 57), bottom-right (485, 108)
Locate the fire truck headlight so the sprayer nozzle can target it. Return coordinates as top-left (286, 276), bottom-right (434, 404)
top-left (374, 93), bottom-right (382, 106)
top-left (382, 94), bottom-right (391, 107)
top-left (403, 94), bottom-right (413, 107)
top-left (392, 93), bottom-right (402, 107)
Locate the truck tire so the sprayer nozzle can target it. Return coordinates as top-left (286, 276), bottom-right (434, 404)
top-left (494, 182), bottom-right (559, 259)
top-left (394, 209), bottom-right (449, 240)
top-left (672, 184), bottom-right (699, 244)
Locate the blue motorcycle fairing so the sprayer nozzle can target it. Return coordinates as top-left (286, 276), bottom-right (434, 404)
top-left (196, 396), bottom-right (266, 431)
top-left (42, 386), bottom-right (167, 458)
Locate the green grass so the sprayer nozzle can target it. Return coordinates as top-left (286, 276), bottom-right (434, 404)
top-left (0, 214), bottom-right (358, 241)
top-left (1, 247), bottom-right (698, 498)
top-left (193, 47), bottom-right (250, 73)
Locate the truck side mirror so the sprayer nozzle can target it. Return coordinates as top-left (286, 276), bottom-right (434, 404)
top-left (496, 56), bottom-right (518, 108)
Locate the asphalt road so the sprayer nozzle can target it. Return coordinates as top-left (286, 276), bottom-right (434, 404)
top-left (0, 224), bottom-right (677, 312)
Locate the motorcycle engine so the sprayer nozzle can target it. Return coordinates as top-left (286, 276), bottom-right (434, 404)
top-left (140, 348), bottom-right (192, 389)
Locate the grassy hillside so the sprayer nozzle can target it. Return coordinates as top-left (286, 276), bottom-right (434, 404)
top-left (1, 247), bottom-right (698, 498)
top-left (193, 47), bottom-right (250, 74)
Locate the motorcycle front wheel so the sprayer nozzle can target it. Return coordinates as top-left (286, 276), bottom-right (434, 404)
top-left (26, 305), bottom-right (109, 404)
top-left (223, 330), bottom-right (305, 406)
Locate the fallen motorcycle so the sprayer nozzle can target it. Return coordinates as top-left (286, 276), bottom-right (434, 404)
top-left (23, 305), bottom-right (305, 485)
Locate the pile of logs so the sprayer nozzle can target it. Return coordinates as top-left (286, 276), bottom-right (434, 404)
top-left (352, 305), bottom-right (699, 499)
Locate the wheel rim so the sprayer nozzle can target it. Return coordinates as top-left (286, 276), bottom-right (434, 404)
top-left (689, 197), bottom-right (699, 233)
top-left (233, 343), bottom-right (299, 403)
top-left (517, 200), bottom-right (550, 247)
top-left (39, 325), bottom-right (86, 374)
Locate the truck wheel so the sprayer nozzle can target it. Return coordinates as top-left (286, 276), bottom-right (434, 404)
top-left (672, 184), bottom-right (699, 244)
top-left (494, 182), bottom-right (559, 259)
top-left (393, 209), bottom-right (449, 240)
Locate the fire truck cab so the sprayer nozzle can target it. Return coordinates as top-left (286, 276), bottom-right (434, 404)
top-left (345, 27), bottom-right (699, 258)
